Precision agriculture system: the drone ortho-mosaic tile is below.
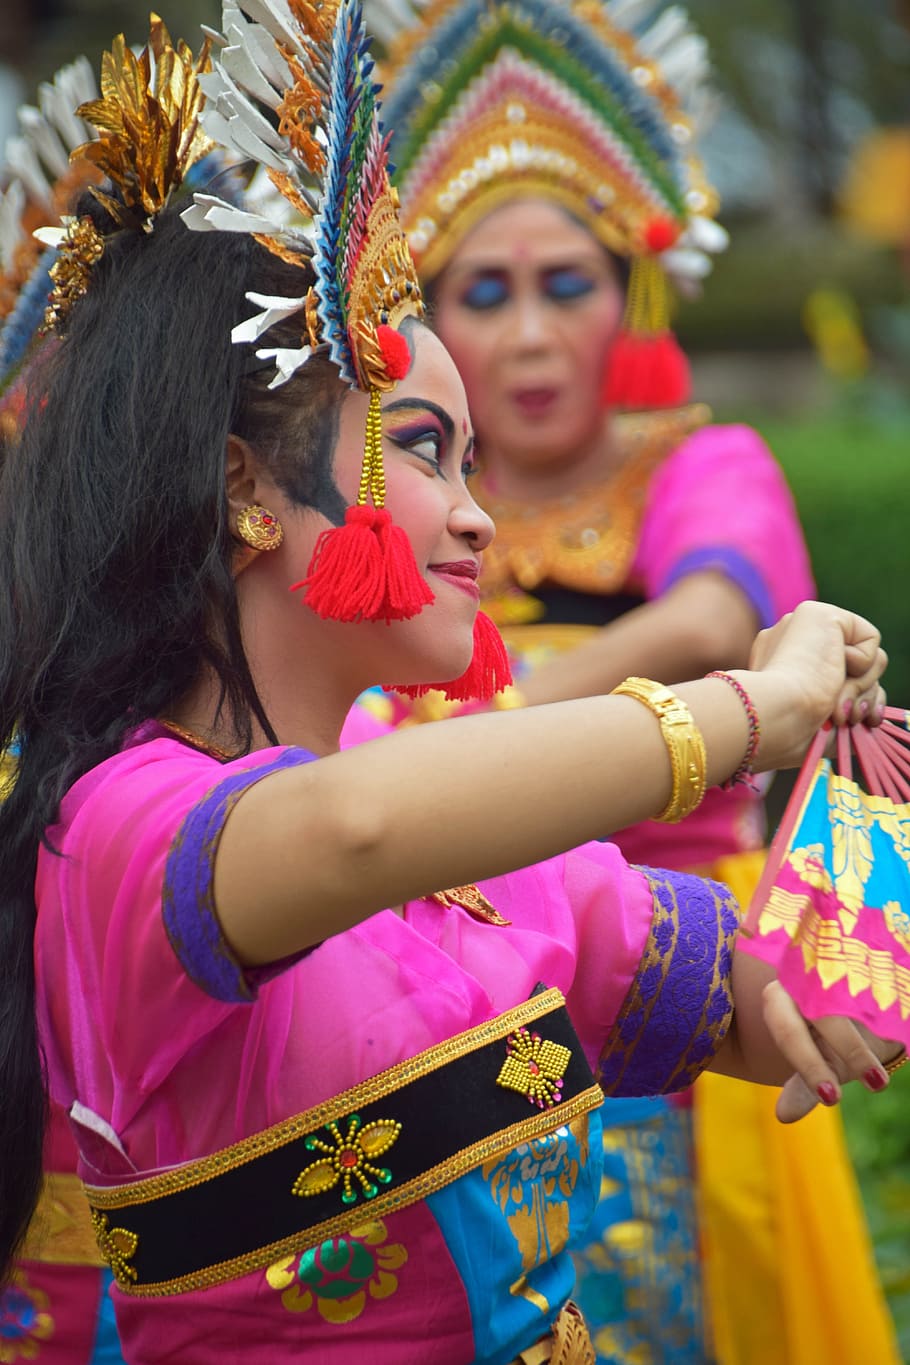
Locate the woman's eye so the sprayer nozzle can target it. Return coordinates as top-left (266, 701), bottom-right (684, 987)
top-left (544, 269), bottom-right (596, 301)
top-left (462, 460), bottom-right (477, 481)
top-left (460, 276), bottom-right (509, 310)
top-left (408, 434), bottom-right (442, 466)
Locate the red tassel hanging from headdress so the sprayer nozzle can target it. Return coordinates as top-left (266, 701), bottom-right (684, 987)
top-left (295, 504), bottom-right (388, 621)
top-left (391, 611), bottom-right (513, 703)
top-left (602, 218), bottom-right (691, 410)
top-left (292, 350), bottom-right (434, 623)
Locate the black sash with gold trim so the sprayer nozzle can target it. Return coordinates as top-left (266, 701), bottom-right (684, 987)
top-left (86, 986), bottom-right (602, 1297)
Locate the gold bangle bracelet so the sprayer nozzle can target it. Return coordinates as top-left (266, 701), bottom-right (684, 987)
top-left (611, 677), bottom-right (707, 824)
top-left (884, 1048), bottom-right (908, 1076)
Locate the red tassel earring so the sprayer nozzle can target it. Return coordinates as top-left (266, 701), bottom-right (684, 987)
top-left (390, 611), bottom-right (513, 704)
top-left (291, 326), bottom-right (434, 623)
top-left (602, 217), bottom-right (691, 410)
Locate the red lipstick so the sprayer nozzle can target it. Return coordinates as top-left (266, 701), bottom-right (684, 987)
top-left (510, 387), bottom-right (558, 418)
top-left (429, 560), bottom-right (481, 599)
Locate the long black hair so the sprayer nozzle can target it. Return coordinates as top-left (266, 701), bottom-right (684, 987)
top-left (0, 194), bottom-right (346, 1281)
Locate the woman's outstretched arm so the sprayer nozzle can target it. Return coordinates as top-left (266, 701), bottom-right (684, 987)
top-left (214, 601), bottom-right (884, 966)
top-left (519, 571), bottom-right (758, 706)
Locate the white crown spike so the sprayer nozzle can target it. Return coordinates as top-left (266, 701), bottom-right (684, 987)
top-left (1, 56), bottom-right (99, 213)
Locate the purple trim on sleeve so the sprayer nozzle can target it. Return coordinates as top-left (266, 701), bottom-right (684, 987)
top-left (599, 869), bottom-right (739, 1097)
top-left (162, 748), bottom-right (315, 1003)
top-left (662, 546), bottom-right (776, 629)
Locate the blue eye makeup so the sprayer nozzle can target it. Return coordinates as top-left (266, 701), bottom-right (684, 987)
top-left (544, 268), bottom-right (596, 301)
top-left (460, 275), bottom-right (509, 310)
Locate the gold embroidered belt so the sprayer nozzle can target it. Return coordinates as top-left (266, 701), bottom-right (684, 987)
top-left (84, 986), bottom-right (603, 1297)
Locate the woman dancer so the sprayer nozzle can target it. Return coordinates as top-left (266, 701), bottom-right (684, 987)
top-left (0, 8), bottom-right (899, 1364)
top-left (372, 1), bottom-right (900, 1360)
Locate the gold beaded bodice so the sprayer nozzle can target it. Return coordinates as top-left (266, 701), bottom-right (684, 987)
top-left (475, 405), bottom-right (711, 626)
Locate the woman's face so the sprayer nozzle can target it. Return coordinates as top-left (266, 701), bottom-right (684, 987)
top-left (432, 198), bottom-right (625, 474)
top-left (248, 325), bottom-right (494, 693)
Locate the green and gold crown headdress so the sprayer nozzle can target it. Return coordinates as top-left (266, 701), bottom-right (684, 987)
top-left (372, 0), bottom-right (729, 407)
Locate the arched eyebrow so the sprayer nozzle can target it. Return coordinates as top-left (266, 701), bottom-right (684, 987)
top-left (382, 397), bottom-right (454, 446)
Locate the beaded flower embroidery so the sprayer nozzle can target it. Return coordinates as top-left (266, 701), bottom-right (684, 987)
top-left (497, 1026), bottom-right (571, 1109)
top-left (293, 1114), bottom-right (402, 1205)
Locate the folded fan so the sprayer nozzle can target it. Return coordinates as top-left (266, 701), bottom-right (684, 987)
top-left (741, 707), bottom-right (910, 1047)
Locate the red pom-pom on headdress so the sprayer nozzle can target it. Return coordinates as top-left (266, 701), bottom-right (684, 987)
top-left (643, 216), bottom-right (680, 254)
top-left (376, 323), bottom-right (412, 381)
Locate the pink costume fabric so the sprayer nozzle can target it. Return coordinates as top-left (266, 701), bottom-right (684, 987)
top-left (614, 423), bottom-right (815, 871)
top-left (0, 1105), bottom-right (125, 1364)
top-left (33, 727), bottom-right (737, 1363)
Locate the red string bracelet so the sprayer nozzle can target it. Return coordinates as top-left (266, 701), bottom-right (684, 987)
top-left (705, 671), bottom-right (761, 790)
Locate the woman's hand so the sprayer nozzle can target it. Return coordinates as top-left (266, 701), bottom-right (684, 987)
top-left (736, 601), bottom-right (887, 772)
top-left (762, 982), bottom-right (900, 1122)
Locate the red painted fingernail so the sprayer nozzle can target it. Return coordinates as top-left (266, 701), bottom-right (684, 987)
top-left (817, 1082), bottom-right (839, 1106)
top-left (841, 699), bottom-right (852, 722)
top-left (859, 700), bottom-right (869, 719)
top-left (864, 1068), bottom-right (887, 1092)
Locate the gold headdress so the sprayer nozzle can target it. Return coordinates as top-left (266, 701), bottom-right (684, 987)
top-left (372, 0), bottom-right (729, 407)
top-left (0, 56), bottom-right (100, 385)
top-left (186, 0), bottom-right (510, 691)
top-left (184, 0), bottom-right (439, 626)
top-left (35, 15), bottom-right (215, 331)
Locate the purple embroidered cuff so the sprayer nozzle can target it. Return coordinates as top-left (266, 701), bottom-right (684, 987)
top-left (599, 868), bottom-right (739, 1096)
top-left (162, 748), bottom-right (314, 1003)
top-left (662, 547), bottom-right (775, 629)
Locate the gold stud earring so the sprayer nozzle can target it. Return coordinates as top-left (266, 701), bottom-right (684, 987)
top-left (236, 504), bottom-right (283, 551)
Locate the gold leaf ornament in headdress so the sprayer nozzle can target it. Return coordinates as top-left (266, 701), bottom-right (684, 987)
top-left (36, 15), bottom-right (216, 330)
top-left (76, 15), bottom-right (214, 229)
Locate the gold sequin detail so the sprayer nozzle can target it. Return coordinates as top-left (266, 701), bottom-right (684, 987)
top-left (475, 406), bottom-right (711, 612)
top-left (431, 885), bottom-right (511, 926)
top-left (44, 216), bottom-right (105, 330)
top-left (90, 1210), bottom-right (139, 1287)
top-left (292, 1115), bottom-right (402, 1204)
top-left (497, 1027), bottom-right (572, 1108)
